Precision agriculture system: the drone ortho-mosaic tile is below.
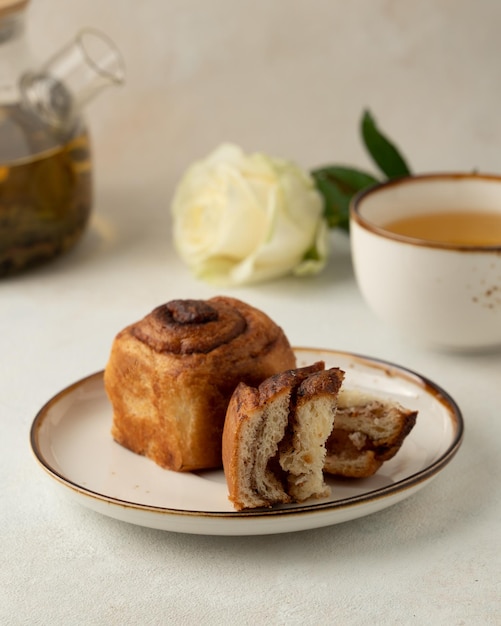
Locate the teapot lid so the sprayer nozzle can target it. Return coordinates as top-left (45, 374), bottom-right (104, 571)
top-left (0, 0), bottom-right (29, 17)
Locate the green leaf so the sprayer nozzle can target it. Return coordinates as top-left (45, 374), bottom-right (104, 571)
top-left (312, 166), bottom-right (379, 231)
top-left (361, 110), bottom-right (411, 179)
top-left (314, 165), bottom-right (379, 191)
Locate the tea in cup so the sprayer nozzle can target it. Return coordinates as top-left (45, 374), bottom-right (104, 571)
top-left (350, 173), bottom-right (501, 350)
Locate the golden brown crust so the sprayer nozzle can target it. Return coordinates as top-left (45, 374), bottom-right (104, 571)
top-left (257, 361), bottom-right (325, 404)
top-left (131, 299), bottom-right (246, 354)
top-left (104, 296), bottom-right (296, 471)
top-left (222, 383), bottom-right (269, 511)
top-left (296, 367), bottom-right (344, 400)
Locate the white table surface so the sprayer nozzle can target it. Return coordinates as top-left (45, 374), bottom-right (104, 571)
top-left (1, 183), bottom-right (500, 625)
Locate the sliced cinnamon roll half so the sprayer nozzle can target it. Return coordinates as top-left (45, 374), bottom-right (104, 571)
top-left (222, 362), bottom-right (345, 510)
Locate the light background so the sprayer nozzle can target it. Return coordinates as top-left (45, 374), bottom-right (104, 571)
top-left (3, 3), bottom-right (501, 624)
top-left (26, 0), bottom-right (501, 198)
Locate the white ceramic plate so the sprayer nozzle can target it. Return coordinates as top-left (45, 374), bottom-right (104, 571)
top-left (30, 348), bottom-right (463, 536)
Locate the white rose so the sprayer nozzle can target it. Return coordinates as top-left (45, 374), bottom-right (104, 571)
top-left (171, 143), bottom-right (328, 286)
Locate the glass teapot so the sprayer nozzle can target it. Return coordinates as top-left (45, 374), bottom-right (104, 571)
top-left (0, 0), bottom-right (125, 276)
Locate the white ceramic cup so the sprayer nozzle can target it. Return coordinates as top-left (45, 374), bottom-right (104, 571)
top-left (350, 173), bottom-right (501, 350)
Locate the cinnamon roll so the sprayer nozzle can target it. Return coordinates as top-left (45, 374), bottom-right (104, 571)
top-left (222, 362), bottom-right (345, 510)
top-left (104, 296), bottom-right (296, 471)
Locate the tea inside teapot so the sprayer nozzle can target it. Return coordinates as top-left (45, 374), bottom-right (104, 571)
top-left (0, 1), bottom-right (124, 276)
top-left (0, 103), bottom-right (92, 275)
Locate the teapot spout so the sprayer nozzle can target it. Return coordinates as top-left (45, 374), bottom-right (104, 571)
top-left (20, 27), bottom-right (125, 132)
